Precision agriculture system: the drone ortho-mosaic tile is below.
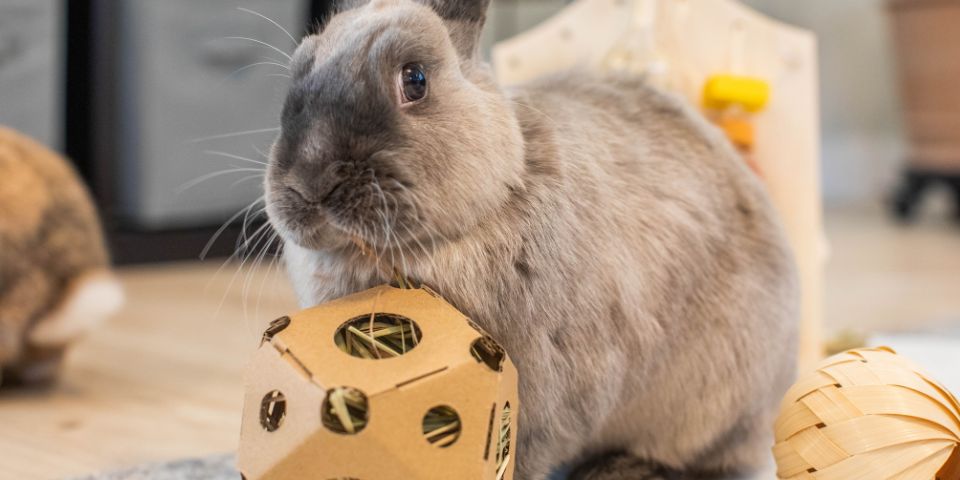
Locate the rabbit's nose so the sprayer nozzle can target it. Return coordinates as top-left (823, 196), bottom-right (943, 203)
top-left (286, 161), bottom-right (329, 203)
top-left (286, 185), bottom-right (319, 206)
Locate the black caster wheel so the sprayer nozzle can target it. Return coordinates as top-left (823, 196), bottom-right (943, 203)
top-left (890, 172), bottom-right (927, 222)
top-left (949, 177), bottom-right (960, 222)
top-left (892, 195), bottom-right (915, 221)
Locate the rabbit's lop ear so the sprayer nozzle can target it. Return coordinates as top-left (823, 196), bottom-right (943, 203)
top-left (419, 0), bottom-right (491, 60)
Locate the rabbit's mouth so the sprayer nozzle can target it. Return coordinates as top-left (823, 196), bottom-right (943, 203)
top-left (265, 173), bottom-right (426, 258)
top-left (265, 184), bottom-right (354, 251)
top-left (265, 186), bottom-right (345, 251)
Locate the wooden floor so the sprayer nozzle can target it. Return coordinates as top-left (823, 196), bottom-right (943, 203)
top-left (824, 207), bottom-right (960, 335)
top-left (0, 207), bottom-right (958, 479)
top-left (0, 259), bottom-right (298, 479)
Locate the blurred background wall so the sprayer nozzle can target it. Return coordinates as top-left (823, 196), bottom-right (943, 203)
top-left (0, 0), bottom-right (331, 262)
top-left (0, 0), bottom-right (937, 263)
top-left (483, 0), bottom-right (912, 206)
top-left (741, 0), bottom-right (906, 205)
top-left (0, 0), bottom-right (63, 148)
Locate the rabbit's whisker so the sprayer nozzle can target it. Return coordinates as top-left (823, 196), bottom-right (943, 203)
top-left (240, 205), bottom-right (270, 252)
top-left (224, 36), bottom-right (293, 62)
top-left (203, 150), bottom-right (269, 166)
top-left (201, 197), bottom-right (265, 261)
top-left (230, 174), bottom-right (266, 189)
top-left (253, 145), bottom-right (272, 159)
top-left (222, 61), bottom-right (292, 83)
top-left (177, 167), bottom-right (265, 194)
top-left (216, 221), bottom-right (274, 319)
top-left (387, 178), bottom-right (455, 254)
top-left (191, 127), bottom-right (280, 143)
top-left (242, 226), bottom-right (278, 324)
top-left (254, 231), bottom-right (284, 323)
top-left (237, 7), bottom-right (299, 45)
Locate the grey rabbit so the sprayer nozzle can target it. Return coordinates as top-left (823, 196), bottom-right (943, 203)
top-left (264, 0), bottom-right (799, 478)
top-left (0, 126), bottom-right (123, 386)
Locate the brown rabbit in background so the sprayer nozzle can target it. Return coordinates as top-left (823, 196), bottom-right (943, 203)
top-left (264, 1), bottom-right (799, 478)
top-left (0, 126), bottom-right (122, 386)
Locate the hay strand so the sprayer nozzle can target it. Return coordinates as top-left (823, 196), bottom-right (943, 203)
top-left (422, 406), bottom-right (462, 448)
top-left (321, 387), bottom-right (369, 435)
top-left (258, 390), bottom-right (286, 432)
top-left (495, 403), bottom-right (512, 480)
top-left (334, 314), bottom-right (422, 360)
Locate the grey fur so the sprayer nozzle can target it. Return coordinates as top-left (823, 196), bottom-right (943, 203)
top-left (265, 1), bottom-right (799, 478)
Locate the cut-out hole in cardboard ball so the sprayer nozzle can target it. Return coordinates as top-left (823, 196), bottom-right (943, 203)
top-left (259, 390), bottom-right (286, 432)
top-left (261, 316), bottom-right (291, 345)
top-left (495, 402), bottom-right (512, 480)
top-left (422, 405), bottom-right (462, 448)
top-left (483, 403), bottom-right (496, 460)
top-left (471, 336), bottom-right (505, 372)
top-left (334, 313), bottom-right (422, 359)
top-left (321, 387), bottom-right (369, 434)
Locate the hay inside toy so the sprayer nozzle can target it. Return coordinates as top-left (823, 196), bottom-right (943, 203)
top-left (238, 285), bottom-right (520, 479)
top-left (334, 313), bottom-right (422, 359)
top-left (422, 405), bottom-right (462, 447)
top-left (321, 387), bottom-right (369, 434)
top-left (496, 403), bottom-right (512, 480)
top-left (259, 390), bottom-right (286, 432)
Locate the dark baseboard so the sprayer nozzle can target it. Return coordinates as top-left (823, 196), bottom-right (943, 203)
top-left (108, 225), bottom-right (247, 265)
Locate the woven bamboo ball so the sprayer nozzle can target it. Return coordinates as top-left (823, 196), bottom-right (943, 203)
top-left (773, 347), bottom-right (960, 479)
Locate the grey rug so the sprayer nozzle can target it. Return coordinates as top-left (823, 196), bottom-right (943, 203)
top-left (72, 454), bottom-right (238, 480)
top-left (71, 454), bottom-right (578, 480)
top-left (72, 455), bottom-right (770, 480)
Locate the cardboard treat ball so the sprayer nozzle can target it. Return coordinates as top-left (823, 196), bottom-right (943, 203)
top-left (238, 285), bottom-right (519, 480)
top-left (773, 347), bottom-right (960, 479)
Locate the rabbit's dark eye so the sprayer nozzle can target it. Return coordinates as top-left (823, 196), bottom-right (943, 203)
top-left (400, 64), bottom-right (427, 103)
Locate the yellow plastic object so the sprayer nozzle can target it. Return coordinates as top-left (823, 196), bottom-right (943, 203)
top-left (773, 347), bottom-right (960, 480)
top-left (702, 74), bottom-right (771, 112)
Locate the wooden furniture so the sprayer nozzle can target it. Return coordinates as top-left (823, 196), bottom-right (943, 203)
top-left (0, 262), bottom-right (297, 479)
top-left (889, 0), bottom-right (960, 220)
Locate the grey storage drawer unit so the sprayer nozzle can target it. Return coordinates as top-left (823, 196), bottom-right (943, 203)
top-left (0, 0), bottom-right (63, 149)
top-left (115, 0), bottom-right (305, 229)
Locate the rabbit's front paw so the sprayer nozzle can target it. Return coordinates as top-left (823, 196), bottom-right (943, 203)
top-left (569, 453), bottom-right (677, 480)
top-left (2, 346), bottom-right (66, 387)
